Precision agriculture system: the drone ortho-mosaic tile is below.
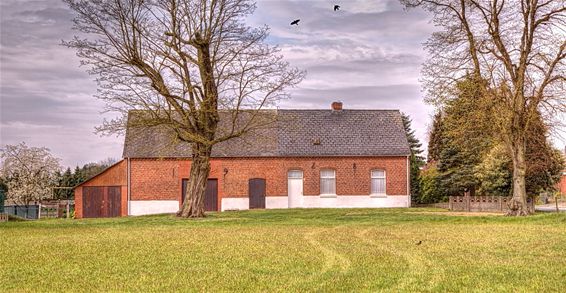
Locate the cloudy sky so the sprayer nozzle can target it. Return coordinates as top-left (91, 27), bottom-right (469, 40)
top-left (1, 0), bottom-right (563, 167)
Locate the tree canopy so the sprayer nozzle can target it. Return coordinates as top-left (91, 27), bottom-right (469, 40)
top-left (401, 113), bottom-right (425, 202)
top-left (64, 0), bottom-right (304, 217)
top-left (0, 142), bottom-right (62, 205)
top-left (403, 0), bottom-right (565, 215)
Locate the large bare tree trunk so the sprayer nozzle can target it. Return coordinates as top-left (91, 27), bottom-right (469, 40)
top-left (507, 136), bottom-right (530, 216)
top-left (64, 0), bottom-right (304, 218)
top-left (178, 143), bottom-right (212, 218)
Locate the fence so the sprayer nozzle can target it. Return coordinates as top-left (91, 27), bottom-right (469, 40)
top-left (4, 205), bottom-right (39, 219)
top-left (4, 200), bottom-right (75, 219)
top-left (0, 189), bottom-right (5, 213)
top-left (40, 200), bottom-right (74, 219)
top-left (449, 194), bottom-right (534, 213)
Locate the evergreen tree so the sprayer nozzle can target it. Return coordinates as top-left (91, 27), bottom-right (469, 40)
top-left (73, 166), bottom-right (84, 186)
top-left (436, 77), bottom-right (495, 196)
top-left (418, 163), bottom-right (445, 203)
top-left (429, 77), bottom-right (563, 199)
top-left (427, 112), bottom-right (444, 163)
top-left (62, 167), bottom-right (74, 199)
top-left (401, 113), bottom-right (425, 201)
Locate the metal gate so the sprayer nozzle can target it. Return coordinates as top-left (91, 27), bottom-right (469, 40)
top-left (249, 178), bottom-right (266, 209)
top-left (82, 186), bottom-right (121, 218)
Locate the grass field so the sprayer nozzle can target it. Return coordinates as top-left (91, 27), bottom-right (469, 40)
top-left (1, 208), bottom-right (565, 292)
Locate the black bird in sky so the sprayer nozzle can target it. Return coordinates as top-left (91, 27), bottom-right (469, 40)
top-left (290, 19), bottom-right (300, 26)
top-left (334, 5), bottom-right (340, 11)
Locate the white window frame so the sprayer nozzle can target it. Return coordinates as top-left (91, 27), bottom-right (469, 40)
top-left (287, 170), bottom-right (304, 179)
top-left (319, 169), bottom-right (336, 196)
top-left (370, 169), bottom-right (386, 197)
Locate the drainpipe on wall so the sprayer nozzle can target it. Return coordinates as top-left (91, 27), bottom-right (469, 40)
top-left (127, 157), bottom-right (131, 216)
top-left (407, 155), bottom-right (411, 208)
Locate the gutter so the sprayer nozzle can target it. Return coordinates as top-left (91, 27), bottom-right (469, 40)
top-left (407, 155), bottom-right (411, 207)
top-left (127, 157), bottom-right (131, 216)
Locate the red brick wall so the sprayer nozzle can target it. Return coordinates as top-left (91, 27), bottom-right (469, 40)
top-left (130, 159), bottom-right (180, 201)
top-left (75, 156), bottom-right (409, 216)
top-left (129, 156), bottom-right (409, 204)
top-left (559, 172), bottom-right (566, 196)
top-left (74, 160), bottom-right (128, 218)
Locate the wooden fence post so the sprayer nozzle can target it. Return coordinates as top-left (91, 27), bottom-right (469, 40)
top-left (465, 192), bottom-right (470, 212)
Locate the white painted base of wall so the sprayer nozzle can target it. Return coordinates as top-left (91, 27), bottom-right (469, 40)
top-left (221, 198), bottom-right (249, 211)
top-left (221, 195), bottom-right (409, 211)
top-left (301, 195), bottom-right (409, 208)
top-left (129, 195), bottom-right (409, 215)
top-left (266, 196), bottom-right (289, 209)
top-left (129, 200), bottom-right (179, 216)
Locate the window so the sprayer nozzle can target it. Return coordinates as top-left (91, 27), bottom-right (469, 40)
top-left (371, 170), bottom-right (386, 195)
top-left (320, 169), bottom-right (336, 195)
top-left (288, 170), bottom-right (303, 179)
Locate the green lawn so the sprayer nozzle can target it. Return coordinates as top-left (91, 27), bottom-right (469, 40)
top-left (1, 208), bottom-right (565, 292)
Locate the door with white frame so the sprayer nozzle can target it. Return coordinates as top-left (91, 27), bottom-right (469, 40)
top-left (287, 170), bottom-right (303, 208)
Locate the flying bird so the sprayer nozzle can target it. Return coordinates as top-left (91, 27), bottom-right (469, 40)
top-left (334, 5), bottom-right (340, 11)
top-left (290, 19), bottom-right (300, 26)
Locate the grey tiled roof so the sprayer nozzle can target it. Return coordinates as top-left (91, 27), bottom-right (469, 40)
top-left (122, 109), bottom-right (411, 158)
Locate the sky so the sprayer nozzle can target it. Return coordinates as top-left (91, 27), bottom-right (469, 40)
top-left (1, 0), bottom-right (563, 168)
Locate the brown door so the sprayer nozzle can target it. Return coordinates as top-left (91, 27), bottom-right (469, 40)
top-left (107, 186), bottom-right (122, 217)
top-left (249, 178), bottom-right (266, 209)
top-left (83, 186), bottom-right (103, 218)
top-left (204, 179), bottom-right (218, 212)
top-left (82, 186), bottom-right (121, 218)
top-left (181, 179), bottom-right (188, 205)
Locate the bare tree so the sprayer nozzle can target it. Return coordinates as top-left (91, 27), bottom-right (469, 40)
top-left (63, 0), bottom-right (304, 217)
top-left (402, 0), bottom-right (565, 215)
top-left (0, 143), bottom-right (62, 205)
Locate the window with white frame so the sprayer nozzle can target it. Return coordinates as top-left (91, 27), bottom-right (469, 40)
top-left (320, 169), bottom-right (336, 195)
top-left (371, 170), bottom-right (386, 195)
top-left (288, 170), bottom-right (303, 179)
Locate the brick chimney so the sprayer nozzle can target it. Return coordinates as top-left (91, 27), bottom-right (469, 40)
top-left (331, 101), bottom-right (343, 111)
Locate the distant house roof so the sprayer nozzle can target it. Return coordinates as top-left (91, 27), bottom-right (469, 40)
top-left (122, 108), bottom-right (411, 158)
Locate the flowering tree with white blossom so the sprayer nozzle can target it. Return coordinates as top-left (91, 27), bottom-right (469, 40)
top-left (0, 142), bottom-right (62, 205)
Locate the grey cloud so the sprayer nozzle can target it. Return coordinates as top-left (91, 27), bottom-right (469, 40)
top-left (0, 0), bottom-right (119, 167)
top-left (0, 0), bottom-right (437, 166)
top-left (283, 84), bottom-right (422, 108)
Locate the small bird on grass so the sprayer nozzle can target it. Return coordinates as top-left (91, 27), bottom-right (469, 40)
top-left (290, 19), bottom-right (300, 26)
top-left (416, 240), bottom-right (422, 245)
top-left (334, 5), bottom-right (340, 11)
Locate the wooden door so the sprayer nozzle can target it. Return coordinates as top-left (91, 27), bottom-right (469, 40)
top-left (83, 186), bottom-right (104, 218)
top-left (181, 179), bottom-right (188, 205)
top-left (82, 186), bottom-right (121, 218)
top-left (204, 179), bottom-right (218, 211)
top-left (249, 178), bottom-right (266, 209)
top-left (107, 186), bottom-right (122, 217)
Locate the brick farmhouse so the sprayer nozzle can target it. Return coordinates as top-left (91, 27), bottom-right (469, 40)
top-left (74, 103), bottom-right (412, 218)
